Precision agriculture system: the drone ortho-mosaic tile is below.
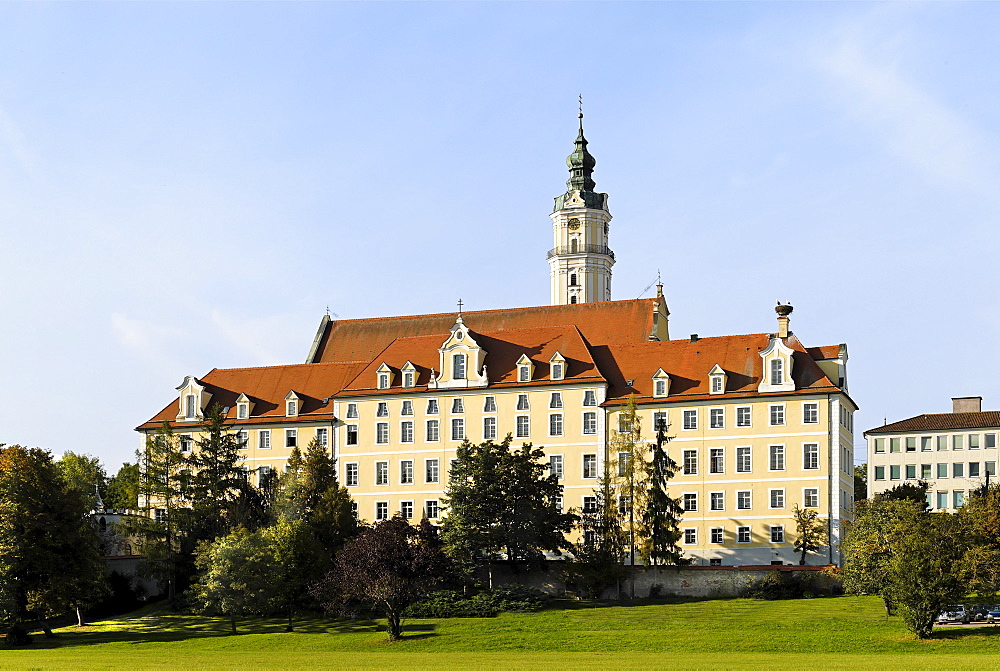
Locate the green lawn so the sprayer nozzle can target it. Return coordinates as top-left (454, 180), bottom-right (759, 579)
top-left (4, 597), bottom-right (999, 669)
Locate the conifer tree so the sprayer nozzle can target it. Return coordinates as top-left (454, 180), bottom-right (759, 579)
top-left (567, 471), bottom-right (628, 598)
top-left (185, 404), bottom-right (246, 542)
top-left (639, 426), bottom-right (684, 566)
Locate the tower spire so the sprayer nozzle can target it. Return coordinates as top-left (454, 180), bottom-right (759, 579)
top-left (566, 102), bottom-right (597, 193)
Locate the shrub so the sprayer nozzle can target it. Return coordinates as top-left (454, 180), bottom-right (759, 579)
top-left (743, 570), bottom-right (837, 600)
top-left (404, 586), bottom-right (549, 618)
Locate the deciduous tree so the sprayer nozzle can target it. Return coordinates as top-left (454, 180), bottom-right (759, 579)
top-left (105, 462), bottom-right (140, 510)
top-left (566, 473), bottom-right (627, 598)
top-left (791, 504), bottom-right (828, 565)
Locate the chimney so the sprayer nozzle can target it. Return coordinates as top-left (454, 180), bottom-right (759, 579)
top-left (690, 334), bottom-right (699, 343)
top-left (952, 396), bottom-right (982, 413)
top-left (775, 302), bottom-right (793, 338)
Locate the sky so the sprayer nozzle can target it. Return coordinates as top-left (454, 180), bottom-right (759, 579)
top-left (2, 2), bottom-right (1000, 472)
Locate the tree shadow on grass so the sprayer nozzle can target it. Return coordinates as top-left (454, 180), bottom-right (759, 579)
top-left (931, 625), bottom-right (1000, 641)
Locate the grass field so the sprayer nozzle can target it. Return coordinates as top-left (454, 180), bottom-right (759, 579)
top-left (4, 596), bottom-right (1000, 669)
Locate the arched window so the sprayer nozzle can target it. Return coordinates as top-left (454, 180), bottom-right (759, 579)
top-left (570, 238), bottom-right (579, 253)
top-left (570, 273), bottom-right (578, 286)
top-left (770, 358), bottom-right (783, 385)
top-left (570, 296), bottom-right (578, 304)
top-left (99, 517), bottom-right (107, 532)
top-left (453, 353), bottom-right (466, 379)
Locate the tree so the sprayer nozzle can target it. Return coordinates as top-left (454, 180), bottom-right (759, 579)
top-left (56, 452), bottom-right (107, 505)
top-left (105, 462), bottom-right (140, 510)
top-left (841, 497), bottom-right (916, 615)
top-left (441, 435), bottom-right (576, 586)
top-left (566, 473), bottom-right (627, 598)
top-left (609, 396), bottom-right (646, 572)
top-left (957, 484), bottom-right (1000, 596)
top-left (853, 464), bottom-right (868, 502)
top-left (185, 404), bottom-right (246, 543)
top-left (879, 480), bottom-right (930, 510)
top-left (312, 517), bottom-right (451, 640)
top-left (791, 505), bottom-right (828, 565)
top-left (261, 519), bottom-right (328, 631)
top-left (0, 445), bottom-right (107, 642)
top-left (639, 425), bottom-right (684, 566)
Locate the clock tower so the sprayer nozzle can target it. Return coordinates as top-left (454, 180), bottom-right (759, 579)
top-left (548, 113), bottom-right (614, 305)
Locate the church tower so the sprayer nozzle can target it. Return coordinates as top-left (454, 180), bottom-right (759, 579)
top-left (548, 112), bottom-right (614, 305)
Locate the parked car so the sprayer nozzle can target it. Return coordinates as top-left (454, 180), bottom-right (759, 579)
top-left (937, 605), bottom-right (970, 624)
top-left (986, 606), bottom-right (1000, 623)
top-left (968, 605), bottom-right (991, 622)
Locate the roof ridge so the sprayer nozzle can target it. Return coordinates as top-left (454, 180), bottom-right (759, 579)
top-left (326, 298), bottom-right (655, 326)
top-left (207, 360), bottom-right (369, 374)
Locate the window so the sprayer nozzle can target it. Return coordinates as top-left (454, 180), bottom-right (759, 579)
top-left (710, 448), bottom-right (724, 474)
top-left (937, 435), bottom-right (948, 451)
top-left (259, 430), bottom-right (271, 449)
top-left (378, 373), bottom-right (389, 389)
top-left (483, 417), bottom-right (497, 440)
top-left (618, 495), bottom-right (630, 516)
top-left (314, 427), bottom-right (328, 447)
top-left (400, 460), bottom-right (413, 484)
top-left (451, 418), bottom-right (465, 441)
top-left (569, 272), bottom-right (577, 286)
top-left (803, 403), bottom-right (819, 424)
top-left (683, 410), bottom-right (697, 430)
top-left (890, 465), bottom-right (901, 480)
top-left (710, 408), bottom-right (724, 429)
top-left (427, 399), bottom-right (439, 414)
top-left (519, 365), bottom-right (531, 382)
top-left (583, 412), bottom-right (597, 435)
top-left (346, 463), bottom-right (358, 487)
top-left (376, 502), bottom-right (389, 521)
top-left (238, 467), bottom-right (250, 483)
top-left (583, 496), bottom-right (597, 513)
top-left (953, 462), bottom-right (965, 478)
top-left (425, 500), bottom-right (439, 519)
top-left (921, 463), bottom-right (932, 479)
top-left (710, 527), bottom-right (724, 544)
top-left (403, 372), bottom-right (414, 388)
top-left (874, 438), bottom-right (885, 453)
top-left (155, 508), bottom-right (167, 523)
top-left (180, 436), bottom-right (192, 453)
top-left (549, 455), bottom-right (564, 480)
top-left (238, 403), bottom-right (248, 419)
top-left (401, 421), bottom-right (414, 443)
top-left (683, 449), bottom-right (698, 475)
top-left (550, 392), bottom-right (563, 409)
top-left (583, 390), bottom-right (597, 406)
top-left (921, 436), bottom-right (932, 451)
top-left (937, 463), bottom-right (948, 478)
top-left (426, 419), bottom-right (439, 442)
top-left (683, 529), bottom-right (697, 544)
top-left (346, 425), bottom-right (358, 446)
top-left (549, 414), bottom-right (563, 437)
top-left (803, 444), bottom-right (819, 470)
top-left (185, 394), bottom-right (196, 418)
top-left (769, 445), bottom-right (785, 471)
top-left (516, 416), bottom-right (530, 438)
top-left (401, 400), bottom-right (413, 415)
top-left (905, 464), bottom-right (916, 479)
top-left (874, 465), bottom-right (885, 480)
top-left (346, 403), bottom-right (358, 419)
top-left (970, 462), bottom-right (981, 478)
top-left (286, 400), bottom-right (297, 416)
top-left (654, 380), bottom-right (667, 397)
top-left (738, 526), bottom-right (751, 543)
top-left (988, 461), bottom-right (997, 476)
top-left (484, 396), bottom-right (497, 413)
top-left (617, 452), bottom-right (631, 477)
top-left (769, 405), bottom-right (785, 426)
top-left (517, 394), bottom-right (530, 411)
top-left (890, 438), bottom-right (900, 452)
top-left (618, 414), bottom-right (633, 433)
top-left (804, 488), bottom-right (819, 507)
top-left (937, 491), bottom-right (948, 509)
top-left (737, 491), bottom-right (751, 510)
top-left (400, 501), bottom-right (414, 520)
top-left (987, 433), bottom-right (997, 449)
top-left (236, 431), bottom-right (248, 449)
top-left (375, 461), bottom-right (388, 486)
top-left (954, 435), bottom-right (964, 450)
top-left (770, 358), bottom-right (783, 385)
top-left (770, 526), bottom-right (784, 543)
top-left (453, 353), bottom-right (466, 379)
top-left (954, 490), bottom-right (965, 508)
top-left (711, 376), bottom-right (723, 394)
top-left (583, 454), bottom-right (598, 478)
top-left (551, 363), bottom-right (564, 380)
top-left (653, 411), bottom-right (668, 432)
top-left (683, 493), bottom-right (698, 512)
top-left (452, 398), bottom-right (464, 413)
top-left (769, 489), bottom-right (785, 508)
top-left (970, 434), bottom-right (981, 450)
top-left (377, 402), bottom-right (389, 418)
top-left (376, 422), bottom-right (389, 444)
top-left (450, 459), bottom-right (459, 480)
top-left (710, 492), bottom-right (724, 511)
top-left (425, 459), bottom-right (439, 483)
top-left (736, 446), bottom-right (751, 473)
top-left (736, 406), bottom-right (751, 427)
top-left (285, 429), bottom-right (297, 448)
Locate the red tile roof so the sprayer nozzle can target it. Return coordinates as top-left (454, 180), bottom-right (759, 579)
top-left (308, 299), bottom-right (658, 364)
top-left (807, 345), bottom-right (841, 360)
top-left (865, 411), bottom-right (1000, 435)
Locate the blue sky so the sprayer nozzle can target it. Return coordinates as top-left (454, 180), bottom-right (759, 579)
top-left (2, 2), bottom-right (1000, 471)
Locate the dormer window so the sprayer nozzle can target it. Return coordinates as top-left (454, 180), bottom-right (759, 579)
top-left (652, 369), bottom-right (670, 398)
top-left (287, 400), bottom-right (297, 416)
top-left (400, 361), bottom-right (417, 388)
top-left (237, 403), bottom-right (248, 419)
top-left (711, 377), bottom-right (723, 393)
top-left (185, 394), bottom-right (196, 418)
top-left (453, 353), bottom-right (467, 380)
top-left (517, 354), bottom-right (534, 382)
top-left (708, 365), bottom-right (727, 395)
top-left (758, 336), bottom-right (796, 393)
top-left (378, 373), bottom-right (390, 389)
top-left (403, 372), bottom-right (414, 387)
top-left (770, 359), bottom-right (783, 386)
top-left (549, 351), bottom-right (566, 381)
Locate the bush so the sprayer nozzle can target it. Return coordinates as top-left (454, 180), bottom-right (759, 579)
top-left (404, 586), bottom-right (549, 618)
top-left (743, 570), bottom-right (836, 600)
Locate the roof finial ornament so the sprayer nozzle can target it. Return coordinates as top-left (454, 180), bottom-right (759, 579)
top-left (578, 93), bottom-right (583, 119)
top-left (457, 298), bottom-right (463, 317)
top-left (326, 305), bottom-right (330, 317)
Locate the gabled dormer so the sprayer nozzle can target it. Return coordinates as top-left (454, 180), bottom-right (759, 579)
top-left (176, 375), bottom-right (212, 422)
top-left (708, 364), bottom-right (727, 395)
top-left (285, 391), bottom-right (300, 417)
top-left (652, 368), bottom-right (670, 398)
top-left (376, 363), bottom-right (394, 390)
top-left (516, 354), bottom-right (535, 383)
top-left (758, 336), bottom-right (796, 393)
top-left (549, 351), bottom-right (566, 381)
top-left (401, 361), bottom-right (418, 388)
top-left (428, 313), bottom-right (488, 389)
top-left (235, 393), bottom-right (254, 420)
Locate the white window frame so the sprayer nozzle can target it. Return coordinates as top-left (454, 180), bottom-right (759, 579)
top-left (549, 413), bottom-right (563, 437)
top-left (769, 444), bottom-right (785, 471)
top-left (316, 427), bottom-right (328, 447)
top-left (375, 501), bottom-right (389, 521)
top-left (286, 400), bottom-right (297, 417)
top-left (769, 488), bottom-right (785, 509)
top-left (425, 458), bottom-right (440, 484)
top-left (803, 402), bottom-right (819, 424)
top-left (375, 461), bottom-right (389, 486)
top-left (452, 397), bottom-right (464, 413)
top-left (425, 499), bottom-right (439, 519)
top-left (451, 418), bottom-right (465, 441)
top-left (737, 490), bottom-right (751, 510)
top-left (683, 528), bottom-right (697, 545)
top-left (683, 449), bottom-right (698, 475)
top-left (426, 419), bottom-right (440, 442)
top-left (803, 487), bottom-right (819, 508)
top-left (736, 406), bottom-right (752, 427)
top-left (285, 428), bottom-right (297, 448)
top-left (427, 399), bottom-right (439, 414)
top-left (737, 526), bottom-right (751, 543)
top-left (583, 411), bottom-right (597, 435)
top-left (709, 447), bottom-right (725, 474)
top-left (345, 462), bottom-right (359, 487)
top-left (549, 454), bottom-right (564, 480)
top-left (484, 396), bottom-right (497, 413)
top-left (682, 409), bottom-right (698, 430)
top-left (583, 454), bottom-right (598, 479)
top-left (710, 527), bottom-right (724, 544)
top-left (346, 424), bottom-right (358, 446)
top-left (550, 392), bottom-right (563, 409)
top-left (400, 500), bottom-right (414, 520)
top-left (376, 422), bottom-right (389, 444)
top-left (237, 402), bottom-right (248, 419)
top-left (683, 492), bottom-right (698, 512)
top-left (483, 416), bottom-right (497, 440)
top-left (770, 525), bottom-right (785, 543)
top-left (400, 460), bottom-right (413, 485)
top-left (736, 446), bottom-right (751, 473)
top-left (709, 407), bottom-right (725, 429)
top-left (516, 415), bottom-right (530, 438)
top-left (453, 353), bottom-right (466, 380)
top-left (401, 400), bottom-right (413, 416)
top-left (376, 402), bottom-right (389, 417)
top-left (378, 373), bottom-right (389, 389)
top-left (769, 404), bottom-right (785, 427)
top-left (518, 365), bottom-right (531, 382)
top-left (259, 429), bottom-right (271, 449)
top-left (709, 491), bottom-right (725, 511)
top-left (583, 390), bottom-right (597, 407)
top-left (346, 403), bottom-right (359, 419)
top-left (803, 443), bottom-right (819, 470)
top-left (516, 394), bottom-right (530, 411)
top-left (400, 420), bottom-right (414, 443)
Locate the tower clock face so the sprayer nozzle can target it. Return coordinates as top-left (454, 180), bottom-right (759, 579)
top-left (568, 218), bottom-right (581, 230)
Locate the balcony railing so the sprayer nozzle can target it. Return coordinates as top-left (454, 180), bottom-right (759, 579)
top-left (546, 245), bottom-right (615, 260)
